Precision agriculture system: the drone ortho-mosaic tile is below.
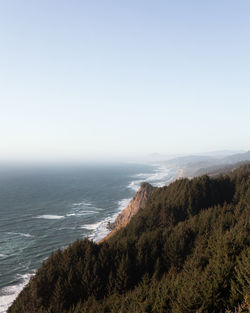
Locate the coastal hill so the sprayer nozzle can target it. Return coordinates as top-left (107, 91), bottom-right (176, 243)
top-left (8, 164), bottom-right (250, 313)
top-left (162, 150), bottom-right (250, 178)
top-left (99, 182), bottom-right (154, 243)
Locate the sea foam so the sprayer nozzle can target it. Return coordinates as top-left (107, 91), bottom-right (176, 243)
top-left (34, 215), bottom-right (64, 220)
top-left (7, 232), bottom-right (34, 238)
top-left (81, 221), bottom-right (103, 231)
top-left (0, 273), bottom-right (32, 313)
top-left (81, 198), bottom-right (131, 242)
top-left (127, 165), bottom-right (177, 191)
top-left (0, 254), bottom-right (7, 258)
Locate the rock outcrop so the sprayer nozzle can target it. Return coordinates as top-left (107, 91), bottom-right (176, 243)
top-left (99, 182), bottom-right (154, 243)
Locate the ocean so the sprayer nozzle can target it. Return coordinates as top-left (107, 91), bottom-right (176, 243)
top-left (0, 163), bottom-right (178, 312)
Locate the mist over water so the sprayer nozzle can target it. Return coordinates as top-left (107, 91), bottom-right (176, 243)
top-left (0, 163), bottom-right (178, 312)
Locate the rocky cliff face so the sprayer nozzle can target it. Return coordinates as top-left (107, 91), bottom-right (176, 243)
top-left (99, 182), bottom-right (154, 243)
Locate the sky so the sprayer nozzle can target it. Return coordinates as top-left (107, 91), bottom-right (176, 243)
top-left (0, 0), bottom-right (249, 162)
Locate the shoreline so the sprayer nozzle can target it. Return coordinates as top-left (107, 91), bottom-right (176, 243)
top-left (97, 166), bottom-right (184, 244)
top-left (88, 164), bottom-right (179, 243)
top-left (1, 164), bottom-right (181, 313)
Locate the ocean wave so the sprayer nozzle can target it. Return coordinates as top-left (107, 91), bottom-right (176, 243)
top-left (80, 221), bottom-right (103, 231)
top-left (0, 273), bottom-right (32, 313)
top-left (0, 254), bottom-right (7, 258)
top-left (34, 215), bottom-right (64, 220)
top-left (57, 227), bottom-right (76, 231)
top-left (71, 199), bottom-right (105, 211)
top-left (127, 180), bottom-right (141, 191)
top-left (127, 165), bottom-right (177, 192)
top-left (89, 207), bottom-right (105, 211)
top-left (72, 201), bottom-right (92, 207)
top-left (6, 232), bottom-right (34, 238)
top-left (76, 211), bottom-right (97, 216)
top-left (81, 198), bottom-right (131, 242)
top-left (87, 218), bottom-right (111, 241)
top-left (67, 200), bottom-right (105, 217)
top-left (66, 210), bottom-right (98, 217)
top-left (117, 198), bottom-right (131, 210)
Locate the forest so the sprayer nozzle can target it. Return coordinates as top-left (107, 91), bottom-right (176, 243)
top-left (8, 164), bottom-right (250, 313)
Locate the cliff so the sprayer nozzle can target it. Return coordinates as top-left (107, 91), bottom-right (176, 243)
top-left (99, 182), bottom-right (154, 243)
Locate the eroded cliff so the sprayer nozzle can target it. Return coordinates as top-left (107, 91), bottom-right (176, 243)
top-left (99, 182), bottom-right (154, 242)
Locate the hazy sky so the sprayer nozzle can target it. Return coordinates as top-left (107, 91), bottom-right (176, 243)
top-left (1, 1), bottom-right (249, 162)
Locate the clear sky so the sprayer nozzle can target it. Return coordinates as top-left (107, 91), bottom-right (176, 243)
top-left (0, 1), bottom-right (249, 162)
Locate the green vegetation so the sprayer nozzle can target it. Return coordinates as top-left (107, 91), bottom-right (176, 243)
top-left (8, 164), bottom-right (250, 313)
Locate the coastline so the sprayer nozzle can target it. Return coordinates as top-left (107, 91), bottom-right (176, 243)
top-left (1, 164), bottom-right (180, 313)
top-left (97, 166), bottom-right (183, 244)
top-left (91, 164), bottom-right (180, 243)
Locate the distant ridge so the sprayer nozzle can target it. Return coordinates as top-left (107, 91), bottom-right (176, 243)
top-left (221, 150), bottom-right (250, 163)
top-left (162, 150), bottom-right (250, 177)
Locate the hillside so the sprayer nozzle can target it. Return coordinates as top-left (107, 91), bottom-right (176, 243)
top-left (8, 164), bottom-right (250, 313)
top-left (162, 151), bottom-right (250, 178)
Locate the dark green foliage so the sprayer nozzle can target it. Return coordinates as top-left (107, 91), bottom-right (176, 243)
top-left (8, 164), bottom-right (250, 313)
top-left (230, 248), bottom-right (250, 305)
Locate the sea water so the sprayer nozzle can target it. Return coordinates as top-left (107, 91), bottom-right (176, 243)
top-left (0, 163), bottom-right (177, 312)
